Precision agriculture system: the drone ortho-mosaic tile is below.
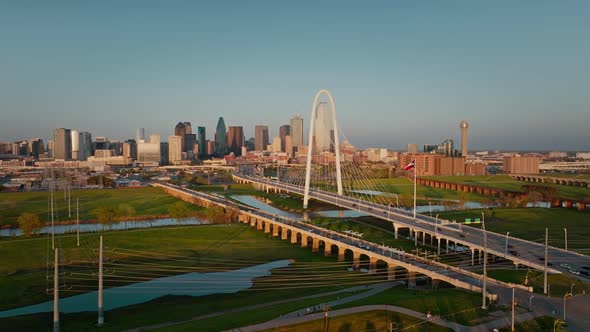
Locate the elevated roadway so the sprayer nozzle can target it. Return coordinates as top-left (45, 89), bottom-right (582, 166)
top-left (233, 173), bottom-right (590, 280)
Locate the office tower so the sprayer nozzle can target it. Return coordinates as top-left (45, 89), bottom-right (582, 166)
top-left (285, 135), bottom-right (293, 157)
top-left (215, 117), bottom-right (228, 157)
top-left (137, 135), bottom-right (161, 165)
top-left (227, 126), bottom-right (244, 156)
top-left (93, 136), bottom-right (110, 151)
top-left (185, 134), bottom-right (196, 157)
top-left (198, 127), bottom-right (206, 159)
top-left (174, 122), bottom-right (186, 152)
top-left (183, 122), bottom-right (192, 135)
top-left (441, 139), bottom-right (454, 157)
top-left (290, 115), bottom-right (303, 150)
top-left (406, 144), bottom-right (418, 154)
top-left (136, 128), bottom-right (145, 143)
top-left (460, 120), bottom-right (469, 157)
top-left (71, 130), bottom-right (80, 160)
top-left (13, 141), bottom-right (28, 156)
top-left (206, 140), bottom-right (215, 156)
top-left (47, 140), bottom-right (54, 158)
top-left (160, 142), bottom-right (169, 165)
top-left (255, 125), bottom-right (269, 151)
top-left (53, 128), bottom-right (72, 160)
top-left (314, 102), bottom-right (331, 152)
top-left (29, 138), bottom-right (44, 159)
top-left (269, 136), bottom-right (281, 152)
top-left (80, 132), bottom-right (92, 160)
top-left (279, 125), bottom-right (290, 152)
top-left (168, 135), bottom-right (182, 164)
top-left (123, 140), bottom-right (137, 160)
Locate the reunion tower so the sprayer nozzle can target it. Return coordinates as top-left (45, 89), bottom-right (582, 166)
top-left (460, 120), bottom-right (469, 157)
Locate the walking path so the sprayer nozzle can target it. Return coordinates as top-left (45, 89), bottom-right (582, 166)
top-left (123, 282), bottom-right (396, 332)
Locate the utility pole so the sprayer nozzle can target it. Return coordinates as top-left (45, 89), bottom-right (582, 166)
top-left (323, 304), bottom-right (329, 332)
top-left (413, 161), bottom-right (417, 219)
top-left (51, 175), bottom-right (55, 250)
top-left (76, 198), bottom-right (80, 246)
top-left (53, 248), bottom-right (59, 332)
top-left (544, 228), bottom-right (548, 295)
top-left (98, 235), bottom-right (104, 326)
top-left (511, 287), bottom-right (515, 331)
top-left (482, 212), bottom-right (487, 310)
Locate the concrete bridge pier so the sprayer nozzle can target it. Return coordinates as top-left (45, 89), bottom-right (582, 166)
top-left (422, 231), bottom-right (426, 246)
top-left (312, 238), bottom-right (319, 252)
top-left (264, 222), bottom-right (271, 234)
top-left (393, 224), bottom-right (399, 239)
top-left (301, 236), bottom-right (308, 248)
top-left (387, 264), bottom-right (396, 280)
top-left (437, 238), bottom-right (441, 255)
top-left (446, 239), bottom-right (450, 254)
top-left (471, 248), bottom-right (475, 266)
top-left (352, 252), bottom-right (361, 271)
top-left (281, 228), bottom-right (288, 240)
top-left (324, 242), bottom-right (332, 257)
top-left (290, 231), bottom-right (298, 244)
top-left (338, 247), bottom-right (346, 262)
top-left (408, 271), bottom-right (417, 288)
top-left (250, 218), bottom-right (256, 227)
top-left (272, 225), bottom-right (279, 237)
top-left (478, 250), bottom-right (482, 264)
top-left (369, 257), bottom-right (378, 274)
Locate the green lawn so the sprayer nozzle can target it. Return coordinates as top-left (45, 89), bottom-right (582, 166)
top-left (362, 177), bottom-right (491, 207)
top-left (0, 187), bottom-right (202, 227)
top-left (487, 269), bottom-right (590, 297)
top-left (332, 288), bottom-right (486, 326)
top-left (423, 175), bottom-right (590, 201)
top-left (436, 208), bottom-right (590, 250)
top-left (0, 224), bottom-right (389, 331)
top-left (260, 310), bottom-right (451, 332)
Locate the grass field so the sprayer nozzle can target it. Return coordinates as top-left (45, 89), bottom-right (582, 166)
top-left (259, 310), bottom-right (452, 332)
top-left (0, 224), bottom-right (391, 331)
top-left (487, 269), bottom-right (590, 296)
top-left (333, 287), bottom-right (486, 326)
top-left (423, 175), bottom-right (590, 201)
top-left (436, 208), bottom-right (590, 250)
top-left (362, 177), bottom-right (490, 206)
top-left (0, 187), bottom-right (202, 227)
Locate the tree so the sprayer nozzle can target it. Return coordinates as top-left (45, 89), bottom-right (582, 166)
top-left (526, 191), bottom-right (544, 207)
top-left (168, 202), bottom-right (192, 223)
top-left (92, 207), bottom-right (118, 229)
top-left (18, 213), bottom-right (43, 237)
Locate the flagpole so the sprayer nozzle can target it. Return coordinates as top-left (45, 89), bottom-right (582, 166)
top-left (413, 159), bottom-right (417, 219)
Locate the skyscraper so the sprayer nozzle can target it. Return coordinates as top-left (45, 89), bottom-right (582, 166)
top-left (460, 120), bottom-right (469, 157)
top-left (136, 128), bottom-right (145, 143)
top-left (168, 135), bottom-right (183, 164)
top-left (174, 122), bottom-right (186, 152)
top-left (215, 117), bottom-right (228, 157)
top-left (71, 130), bottom-right (80, 160)
top-left (198, 126), bottom-right (206, 159)
top-left (290, 116), bottom-right (303, 153)
top-left (314, 102), bottom-right (331, 152)
top-left (53, 128), bottom-right (72, 160)
top-left (255, 125), bottom-right (269, 151)
top-left (80, 132), bottom-right (92, 160)
top-left (279, 125), bottom-right (290, 152)
top-left (227, 126), bottom-right (244, 156)
top-left (183, 122), bottom-right (192, 135)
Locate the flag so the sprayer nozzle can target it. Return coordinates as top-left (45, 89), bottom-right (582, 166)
top-left (405, 160), bottom-right (415, 171)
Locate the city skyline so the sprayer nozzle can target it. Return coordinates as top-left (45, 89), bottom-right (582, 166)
top-left (1, 2), bottom-right (589, 150)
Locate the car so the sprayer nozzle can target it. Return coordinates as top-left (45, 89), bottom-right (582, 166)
top-left (509, 250), bottom-right (520, 257)
top-left (560, 263), bottom-right (572, 269)
top-left (569, 270), bottom-right (581, 276)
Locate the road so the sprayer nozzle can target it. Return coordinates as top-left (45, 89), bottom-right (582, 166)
top-left (234, 172), bottom-right (590, 279)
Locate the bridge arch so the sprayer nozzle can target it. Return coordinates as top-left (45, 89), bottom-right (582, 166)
top-left (303, 89), bottom-right (343, 208)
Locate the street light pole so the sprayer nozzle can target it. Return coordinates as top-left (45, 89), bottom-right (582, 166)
top-left (505, 231), bottom-right (510, 256)
top-left (482, 212), bottom-right (487, 310)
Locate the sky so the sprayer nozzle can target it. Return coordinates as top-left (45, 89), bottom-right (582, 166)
top-left (1, 1), bottom-right (589, 151)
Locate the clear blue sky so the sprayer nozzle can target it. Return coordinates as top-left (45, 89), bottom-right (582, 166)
top-left (1, 1), bottom-right (589, 151)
